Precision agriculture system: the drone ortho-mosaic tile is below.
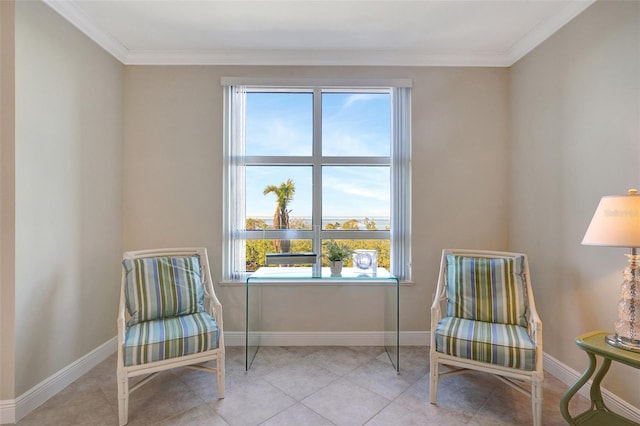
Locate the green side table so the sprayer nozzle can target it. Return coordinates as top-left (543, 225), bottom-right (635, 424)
top-left (560, 330), bottom-right (640, 425)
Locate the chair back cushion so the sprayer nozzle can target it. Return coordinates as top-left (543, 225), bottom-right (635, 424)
top-left (446, 254), bottom-right (528, 327)
top-left (123, 255), bottom-right (205, 326)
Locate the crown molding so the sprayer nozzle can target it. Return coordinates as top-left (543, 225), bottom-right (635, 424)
top-left (43, 0), bottom-right (128, 62)
top-left (123, 48), bottom-right (512, 67)
top-left (507, 0), bottom-right (595, 65)
top-left (44, 0), bottom-right (595, 67)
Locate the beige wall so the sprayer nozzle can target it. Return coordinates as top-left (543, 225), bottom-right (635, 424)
top-left (510, 0), bottom-right (640, 408)
top-left (12, 1), bottom-right (123, 395)
top-left (123, 65), bottom-right (510, 333)
top-left (0, 0), bottom-right (16, 402)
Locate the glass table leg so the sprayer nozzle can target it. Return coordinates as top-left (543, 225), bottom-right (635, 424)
top-left (245, 278), bottom-right (261, 371)
top-left (384, 277), bottom-right (400, 372)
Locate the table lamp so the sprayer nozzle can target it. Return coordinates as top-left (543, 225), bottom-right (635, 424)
top-left (582, 189), bottom-right (640, 352)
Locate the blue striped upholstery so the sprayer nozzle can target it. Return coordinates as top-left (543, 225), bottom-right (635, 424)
top-left (435, 316), bottom-right (535, 370)
top-left (446, 254), bottom-right (528, 327)
top-left (123, 311), bottom-right (219, 366)
top-left (123, 256), bottom-right (205, 326)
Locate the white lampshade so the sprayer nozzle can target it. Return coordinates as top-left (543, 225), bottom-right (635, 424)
top-left (582, 190), bottom-right (640, 248)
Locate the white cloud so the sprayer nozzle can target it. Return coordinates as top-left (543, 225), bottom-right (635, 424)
top-left (343, 93), bottom-right (380, 109)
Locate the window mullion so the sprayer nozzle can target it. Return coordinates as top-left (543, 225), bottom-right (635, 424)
top-left (312, 88), bottom-right (323, 275)
top-left (244, 156), bottom-right (313, 165)
top-left (321, 156), bottom-right (390, 166)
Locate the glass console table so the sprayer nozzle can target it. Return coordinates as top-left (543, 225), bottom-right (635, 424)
top-left (245, 267), bottom-right (400, 372)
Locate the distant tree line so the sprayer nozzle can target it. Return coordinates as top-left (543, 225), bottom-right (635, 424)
top-left (245, 179), bottom-right (390, 271)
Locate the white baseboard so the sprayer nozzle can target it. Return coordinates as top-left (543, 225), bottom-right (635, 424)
top-left (223, 330), bottom-right (429, 347)
top-left (0, 401), bottom-right (15, 425)
top-left (543, 352), bottom-right (640, 423)
top-left (3, 333), bottom-right (639, 424)
top-left (0, 337), bottom-right (117, 425)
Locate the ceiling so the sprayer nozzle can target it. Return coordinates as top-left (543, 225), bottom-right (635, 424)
top-left (43, 0), bottom-right (595, 67)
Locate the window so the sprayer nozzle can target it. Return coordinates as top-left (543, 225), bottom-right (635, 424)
top-left (223, 79), bottom-right (411, 281)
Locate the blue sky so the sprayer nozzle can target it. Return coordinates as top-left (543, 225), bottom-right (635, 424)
top-left (245, 91), bottom-right (391, 220)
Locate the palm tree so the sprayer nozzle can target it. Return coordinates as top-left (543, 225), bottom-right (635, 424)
top-left (263, 179), bottom-right (295, 253)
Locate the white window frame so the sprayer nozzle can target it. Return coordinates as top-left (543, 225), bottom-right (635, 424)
top-left (222, 78), bottom-right (411, 282)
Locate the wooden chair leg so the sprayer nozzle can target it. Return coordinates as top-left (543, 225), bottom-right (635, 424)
top-left (217, 355), bottom-right (225, 399)
top-left (117, 370), bottom-right (129, 426)
top-left (532, 378), bottom-right (543, 426)
top-left (429, 358), bottom-right (439, 404)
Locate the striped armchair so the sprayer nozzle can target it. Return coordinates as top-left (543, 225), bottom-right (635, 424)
top-left (116, 248), bottom-right (225, 426)
top-left (430, 249), bottom-right (543, 425)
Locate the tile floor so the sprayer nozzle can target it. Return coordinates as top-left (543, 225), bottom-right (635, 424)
top-left (15, 346), bottom-right (589, 425)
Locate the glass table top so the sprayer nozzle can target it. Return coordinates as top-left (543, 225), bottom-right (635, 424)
top-left (248, 266), bottom-right (395, 280)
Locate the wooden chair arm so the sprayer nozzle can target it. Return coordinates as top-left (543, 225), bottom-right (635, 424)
top-left (528, 312), bottom-right (543, 345)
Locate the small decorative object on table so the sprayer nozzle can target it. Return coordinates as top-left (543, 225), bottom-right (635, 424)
top-left (324, 240), bottom-right (352, 276)
top-left (353, 250), bottom-right (377, 274)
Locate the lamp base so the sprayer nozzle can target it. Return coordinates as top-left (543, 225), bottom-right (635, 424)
top-left (605, 334), bottom-right (640, 353)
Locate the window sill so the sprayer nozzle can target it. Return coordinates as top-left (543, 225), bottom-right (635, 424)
top-left (219, 279), bottom-right (415, 287)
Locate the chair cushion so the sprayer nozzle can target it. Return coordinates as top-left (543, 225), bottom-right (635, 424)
top-left (123, 311), bottom-right (220, 366)
top-left (435, 316), bottom-right (536, 371)
top-left (446, 254), bottom-right (528, 327)
top-left (123, 256), bottom-right (205, 326)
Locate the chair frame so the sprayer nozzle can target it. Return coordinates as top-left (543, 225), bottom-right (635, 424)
top-left (116, 247), bottom-right (225, 426)
top-left (429, 249), bottom-right (543, 426)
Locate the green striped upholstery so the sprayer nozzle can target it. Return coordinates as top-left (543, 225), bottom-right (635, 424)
top-left (435, 316), bottom-right (536, 370)
top-left (446, 254), bottom-right (528, 327)
top-left (123, 311), bottom-right (219, 366)
top-left (123, 256), bottom-right (204, 326)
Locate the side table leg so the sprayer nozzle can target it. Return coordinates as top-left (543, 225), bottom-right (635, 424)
top-left (561, 352), bottom-right (597, 424)
top-left (590, 357), bottom-right (612, 412)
